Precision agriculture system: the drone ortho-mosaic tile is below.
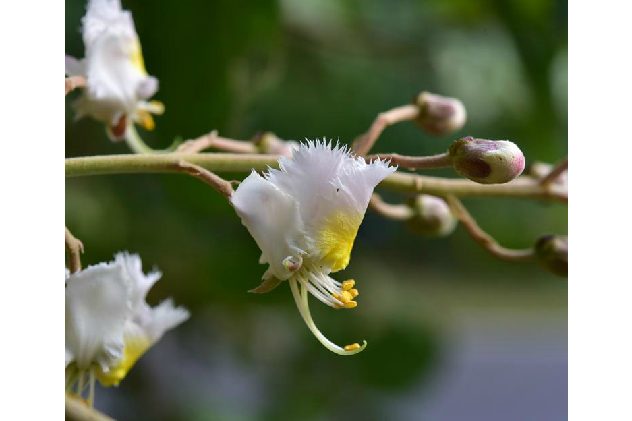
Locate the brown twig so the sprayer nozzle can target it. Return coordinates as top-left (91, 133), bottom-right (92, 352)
top-left (175, 160), bottom-right (234, 199)
top-left (365, 152), bottom-right (452, 170)
top-left (65, 76), bottom-right (86, 96)
top-left (176, 130), bottom-right (257, 154)
top-left (65, 227), bottom-right (84, 274)
top-left (445, 195), bottom-right (535, 263)
top-left (368, 193), bottom-right (414, 221)
top-left (540, 157), bottom-right (568, 186)
top-left (352, 104), bottom-right (419, 156)
top-left (66, 395), bottom-right (116, 421)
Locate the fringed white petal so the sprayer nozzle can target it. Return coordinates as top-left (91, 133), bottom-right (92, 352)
top-left (232, 171), bottom-right (312, 280)
top-left (82, 0), bottom-right (136, 46)
top-left (138, 298), bottom-right (190, 343)
top-left (264, 140), bottom-right (395, 271)
top-left (65, 260), bottom-right (132, 371)
top-left (115, 252), bottom-right (189, 342)
top-left (266, 140), bottom-right (395, 243)
top-left (115, 252), bottom-right (161, 314)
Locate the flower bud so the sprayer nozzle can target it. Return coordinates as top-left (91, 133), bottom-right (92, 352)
top-left (413, 92), bottom-right (467, 136)
top-left (406, 195), bottom-right (457, 237)
top-left (449, 136), bottom-right (525, 184)
top-left (255, 132), bottom-right (298, 157)
top-left (534, 235), bottom-right (568, 277)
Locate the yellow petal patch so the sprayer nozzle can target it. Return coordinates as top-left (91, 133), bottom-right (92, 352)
top-left (96, 335), bottom-right (151, 387)
top-left (130, 39), bottom-right (148, 75)
top-left (316, 211), bottom-right (363, 272)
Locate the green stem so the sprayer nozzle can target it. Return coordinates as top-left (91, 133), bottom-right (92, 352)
top-left (124, 124), bottom-right (182, 154)
top-left (65, 154), bottom-right (567, 202)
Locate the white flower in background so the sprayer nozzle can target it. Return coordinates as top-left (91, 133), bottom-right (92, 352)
top-left (65, 0), bottom-right (164, 140)
top-left (65, 253), bottom-right (188, 405)
top-left (231, 140), bottom-right (395, 355)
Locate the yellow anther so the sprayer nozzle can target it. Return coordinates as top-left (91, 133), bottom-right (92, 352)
top-left (349, 288), bottom-right (359, 298)
top-left (148, 100), bottom-right (165, 115)
top-left (344, 343), bottom-right (361, 352)
top-left (342, 279), bottom-right (355, 290)
top-left (332, 292), bottom-right (341, 300)
top-left (340, 290), bottom-right (353, 302)
top-left (344, 301), bottom-right (357, 309)
top-left (137, 110), bottom-right (155, 131)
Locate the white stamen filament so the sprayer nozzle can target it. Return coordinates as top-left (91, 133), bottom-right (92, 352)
top-left (289, 278), bottom-right (367, 355)
top-left (66, 366), bottom-right (96, 407)
top-left (77, 370), bottom-right (85, 397)
top-left (88, 367), bottom-right (96, 407)
top-left (295, 264), bottom-right (345, 307)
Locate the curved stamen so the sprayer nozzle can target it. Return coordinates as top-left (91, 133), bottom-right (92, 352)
top-left (289, 277), bottom-right (367, 356)
top-left (88, 367), bottom-right (96, 408)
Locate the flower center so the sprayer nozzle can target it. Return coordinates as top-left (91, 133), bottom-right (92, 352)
top-left (293, 263), bottom-right (359, 309)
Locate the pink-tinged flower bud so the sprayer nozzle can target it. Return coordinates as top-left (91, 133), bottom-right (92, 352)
top-left (255, 132), bottom-right (298, 157)
top-left (413, 92), bottom-right (467, 136)
top-left (534, 235), bottom-right (568, 277)
top-left (406, 195), bottom-right (457, 237)
top-left (449, 136), bottom-right (525, 184)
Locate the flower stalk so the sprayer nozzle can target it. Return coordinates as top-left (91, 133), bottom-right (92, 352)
top-left (352, 104), bottom-right (420, 156)
top-left (365, 152), bottom-right (452, 170)
top-left (173, 160), bottom-right (234, 199)
top-left (176, 130), bottom-right (258, 154)
top-left (65, 76), bottom-right (86, 96)
top-left (124, 124), bottom-right (182, 155)
top-left (368, 193), bottom-right (414, 221)
top-left (65, 227), bottom-right (84, 274)
top-left (445, 195), bottom-right (535, 263)
top-left (65, 153), bottom-right (567, 202)
top-left (540, 157), bottom-right (568, 186)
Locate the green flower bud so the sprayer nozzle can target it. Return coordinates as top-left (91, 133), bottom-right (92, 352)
top-left (406, 195), bottom-right (457, 237)
top-left (413, 92), bottom-right (467, 136)
top-left (449, 136), bottom-right (525, 184)
top-left (534, 235), bottom-right (568, 277)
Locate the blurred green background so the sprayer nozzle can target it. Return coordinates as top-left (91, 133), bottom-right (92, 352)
top-left (65, 0), bottom-right (568, 420)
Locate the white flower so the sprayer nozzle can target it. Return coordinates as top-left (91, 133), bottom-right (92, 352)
top-left (65, 253), bottom-right (188, 405)
top-left (65, 0), bottom-right (164, 140)
top-left (231, 140), bottom-right (395, 355)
